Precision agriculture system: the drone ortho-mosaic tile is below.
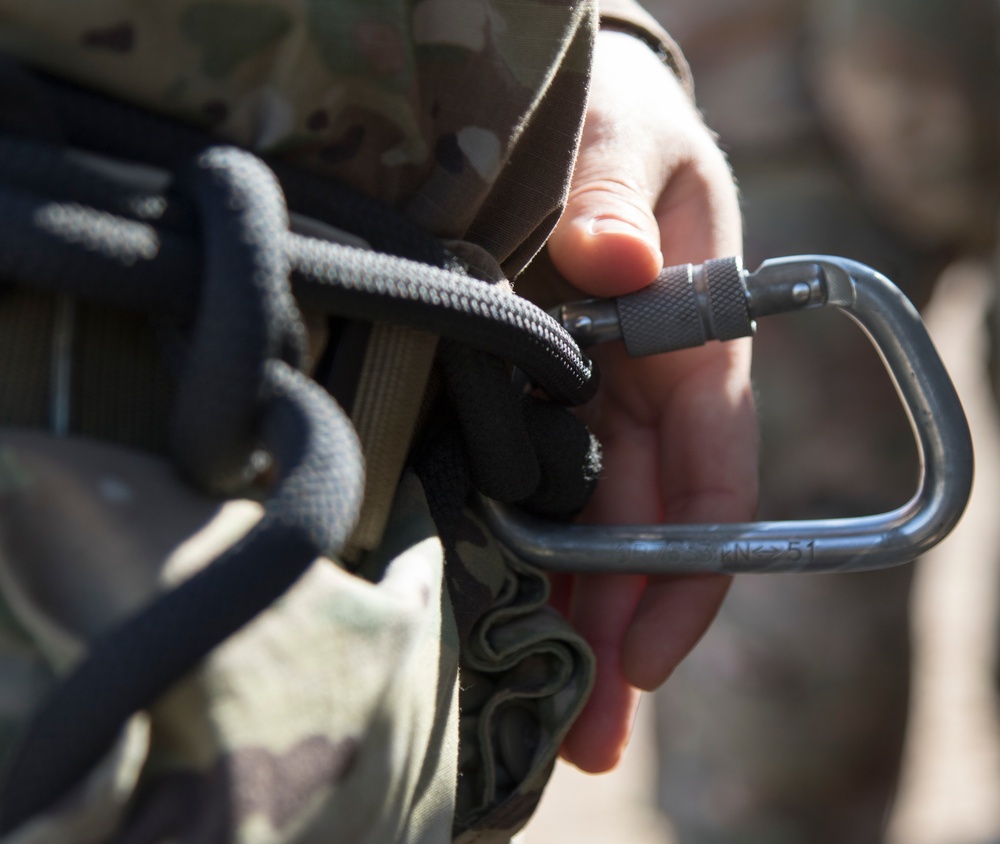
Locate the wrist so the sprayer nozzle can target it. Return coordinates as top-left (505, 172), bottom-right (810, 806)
top-left (597, 19), bottom-right (693, 98)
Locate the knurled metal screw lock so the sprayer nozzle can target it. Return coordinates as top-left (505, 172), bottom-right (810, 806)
top-left (485, 255), bottom-right (973, 575)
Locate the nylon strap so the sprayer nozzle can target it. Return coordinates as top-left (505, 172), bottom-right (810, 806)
top-left (346, 322), bottom-right (439, 556)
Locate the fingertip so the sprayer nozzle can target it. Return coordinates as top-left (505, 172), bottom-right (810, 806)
top-left (548, 213), bottom-right (663, 297)
top-left (621, 574), bottom-right (732, 691)
top-left (623, 654), bottom-right (675, 694)
top-left (559, 737), bottom-right (625, 774)
top-left (557, 572), bottom-right (644, 772)
top-left (559, 680), bottom-right (640, 773)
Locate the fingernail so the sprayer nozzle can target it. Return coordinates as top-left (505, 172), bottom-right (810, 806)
top-left (588, 217), bottom-right (661, 254)
top-left (589, 216), bottom-right (644, 236)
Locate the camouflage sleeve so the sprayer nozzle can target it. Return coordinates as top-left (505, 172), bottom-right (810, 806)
top-left (0, 5), bottom-right (643, 843)
top-left (0, 0), bottom-right (596, 262)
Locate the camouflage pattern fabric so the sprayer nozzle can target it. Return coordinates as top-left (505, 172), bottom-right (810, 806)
top-left (0, 0), bottom-right (640, 844)
top-left (0, 0), bottom-right (597, 277)
top-left (0, 0), bottom-right (689, 277)
top-left (0, 435), bottom-right (593, 843)
top-left (0, 1), bottom-right (696, 839)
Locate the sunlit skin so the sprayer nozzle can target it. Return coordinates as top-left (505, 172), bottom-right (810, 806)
top-left (544, 29), bottom-right (759, 774)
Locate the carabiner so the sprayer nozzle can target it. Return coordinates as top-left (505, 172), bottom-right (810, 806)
top-left (482, 256), bottom-right (973, 574)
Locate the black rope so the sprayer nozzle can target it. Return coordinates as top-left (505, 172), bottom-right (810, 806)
top-left (0, 76), bottom-right (600, 827)
top-left (0, 71), bottom-right (596, 405)
top-left (0, 147), bottom-right (365, 829)
top-left (170, 146), bottom-right (306, 493)
top-left (0, 362), bottom-right (363, 831)
top-left (0, 130), bottom-right (597, 406)
top-left (42, 72), bottom-right (452, 269)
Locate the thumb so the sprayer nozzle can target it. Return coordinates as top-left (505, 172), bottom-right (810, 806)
top-left (547, 170), bottom-right (664, 298)
top-left (546, 29), bottom-right (693, 298)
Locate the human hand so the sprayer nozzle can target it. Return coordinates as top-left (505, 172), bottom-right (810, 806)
top-left (545, 29), bottom-right (759, 773)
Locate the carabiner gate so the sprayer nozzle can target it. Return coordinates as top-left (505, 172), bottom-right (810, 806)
top-left (482, 256), bottom-right (974, 574)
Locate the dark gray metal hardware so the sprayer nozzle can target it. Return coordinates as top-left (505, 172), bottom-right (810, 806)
top-left (483, 256), bottom-right (974, 574)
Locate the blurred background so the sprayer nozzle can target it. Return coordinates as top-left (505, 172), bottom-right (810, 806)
top-left (525, 1), bottom-right (1000, 842)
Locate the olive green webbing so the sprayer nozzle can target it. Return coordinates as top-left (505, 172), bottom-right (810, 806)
top-left (346, 322), bottom-right (439, 555)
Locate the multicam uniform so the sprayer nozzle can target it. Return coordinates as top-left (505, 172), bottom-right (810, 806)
top-left (0, 2), bottom-right (690, 842)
